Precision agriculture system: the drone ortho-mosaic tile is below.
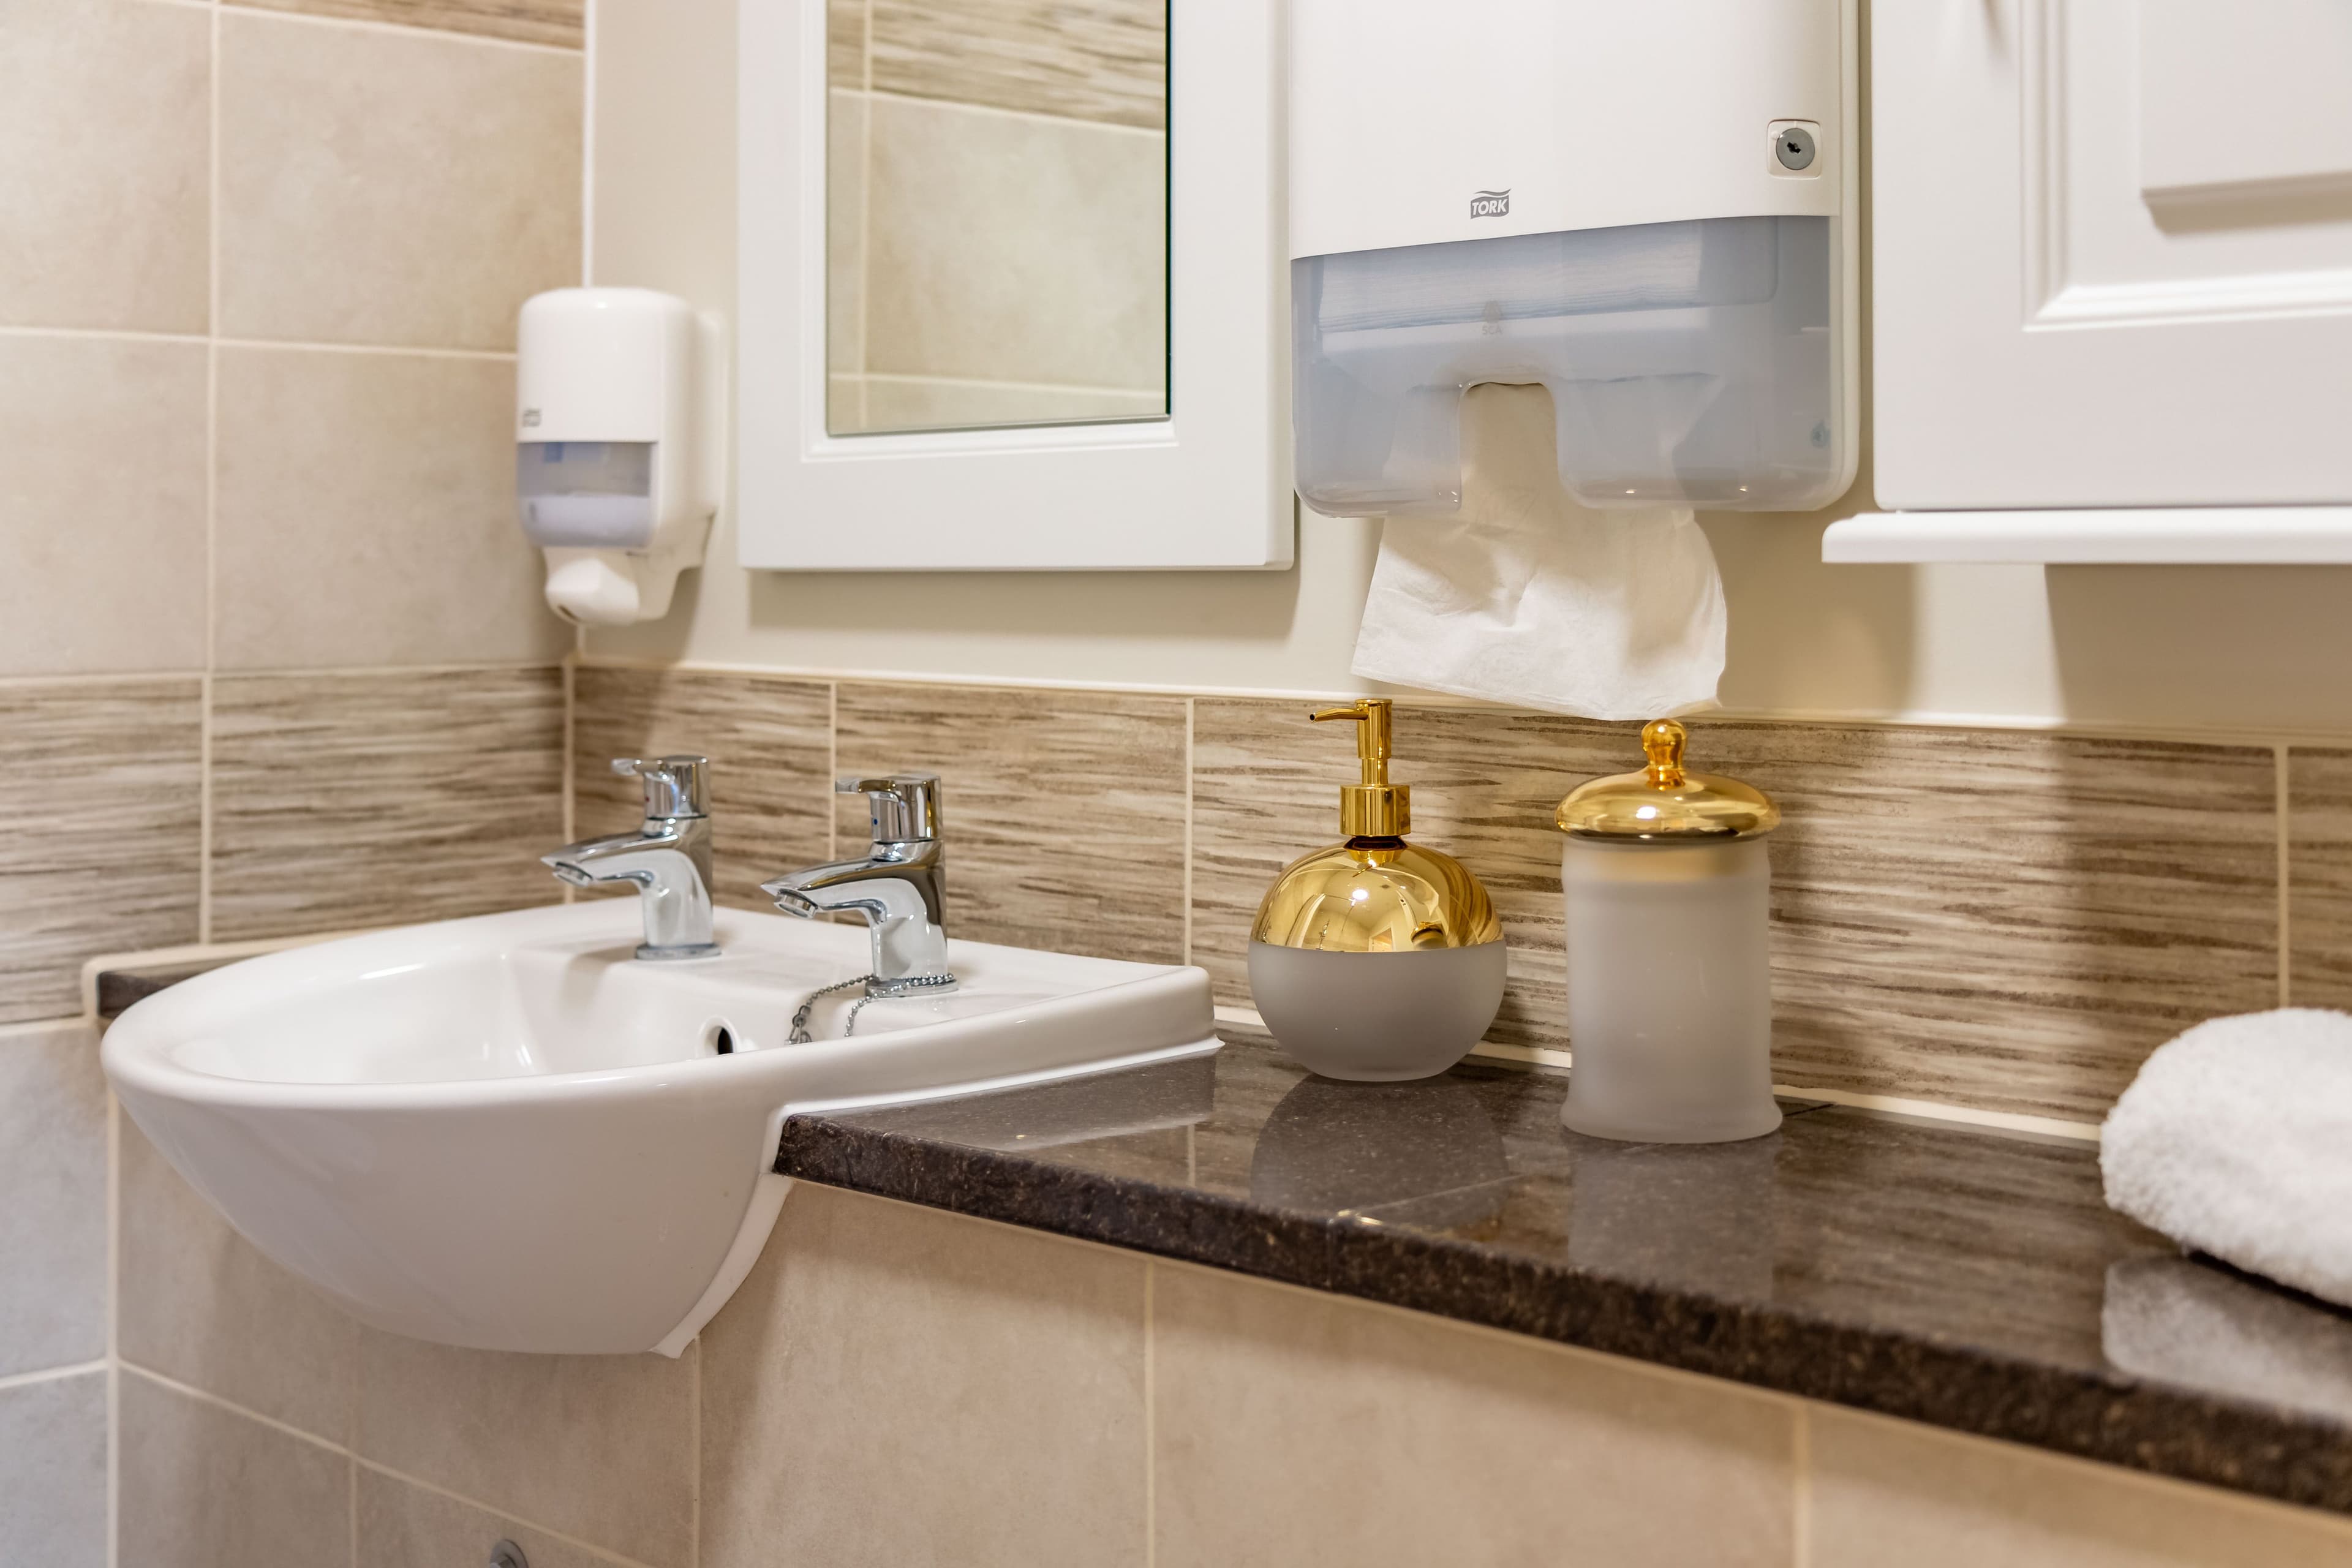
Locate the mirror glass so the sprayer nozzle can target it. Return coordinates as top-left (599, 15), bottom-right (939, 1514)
top-left (824, 1), bottom-right (1169, 436)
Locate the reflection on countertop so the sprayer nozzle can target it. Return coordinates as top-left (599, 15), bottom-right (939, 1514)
top-left (781, 1027), bottom-right (2352, 1518)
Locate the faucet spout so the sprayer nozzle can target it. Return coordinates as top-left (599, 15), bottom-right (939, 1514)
top-left (761, 839), bottom-right (949, 990)
top-left (763, 774), bottom-right (952, 992)
top-left (546, 756), bottom-right (721, 961)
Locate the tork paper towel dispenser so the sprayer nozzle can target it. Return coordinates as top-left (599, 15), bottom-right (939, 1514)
top-left (516, 288), bottom-right (723, 625)
top-left (1289, 0), bottom-right (1857, 516)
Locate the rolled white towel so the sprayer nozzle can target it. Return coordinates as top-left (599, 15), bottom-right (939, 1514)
top-left (2102, 1008), bottom-right (2352, 1310)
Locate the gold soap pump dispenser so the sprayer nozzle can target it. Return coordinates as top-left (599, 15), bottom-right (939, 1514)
top-left (1247, 699), bottom-right (1507, 1081)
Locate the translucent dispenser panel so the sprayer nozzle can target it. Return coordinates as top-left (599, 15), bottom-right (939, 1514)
top-left (1292, 216), bottom-right (1841, 515)
top-left (516, 440), bottom-right (656, 549)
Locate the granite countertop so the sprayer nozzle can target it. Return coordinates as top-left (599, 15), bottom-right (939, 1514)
top-left (96, 966), bottom-right (2352, 1515)
top-left (779, 1025), bottom-right (2352, 1517)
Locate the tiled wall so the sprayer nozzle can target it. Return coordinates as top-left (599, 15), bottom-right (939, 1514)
top-left (573, 665), bottom-right (2343, 1128)
top-left (823, 0), bottom-right (1167, 432)
top-left (0, 0), bottom-right (581, 1559)
top-left (98, 1161), bottom-right (2352, 1566)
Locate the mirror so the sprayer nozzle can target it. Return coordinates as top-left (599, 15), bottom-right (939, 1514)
top-left (823, 0), bottom-right (1169, 436)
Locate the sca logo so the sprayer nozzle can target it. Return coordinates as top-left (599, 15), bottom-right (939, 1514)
top-left (1469, 189), bottom-right (1511, 219)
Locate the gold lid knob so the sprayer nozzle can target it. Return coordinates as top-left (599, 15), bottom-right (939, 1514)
top-left (1556, 718), bottom-right (1780, 840)
top-left (1311, 698), bottom-right (1410, 839)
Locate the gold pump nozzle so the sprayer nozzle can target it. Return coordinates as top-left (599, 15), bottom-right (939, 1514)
top-left (1310, 698), bottom-right (1409, 838)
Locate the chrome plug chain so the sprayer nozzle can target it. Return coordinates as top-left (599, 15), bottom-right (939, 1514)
top-left (788, 971), bottom-right (958, 1043)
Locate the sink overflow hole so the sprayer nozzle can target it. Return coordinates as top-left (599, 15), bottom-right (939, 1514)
top-left (707, 1023), bottom-right (735, 1055)
top-left (489, 1541), bottom-right (529, 1568)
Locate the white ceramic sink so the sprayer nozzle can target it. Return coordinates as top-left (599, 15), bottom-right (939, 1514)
top-left (102, 902), bottom-right (1217, 1355)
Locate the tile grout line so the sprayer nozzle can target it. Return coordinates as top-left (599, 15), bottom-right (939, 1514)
top-left (106, 1079), bottom-right (121, 1568)
top-left (115, 1363), bottom-right (663, 1568)
top-left (0, 658), bottom-right (559, 692)
top-left (1792, 1401), bottom-right (1813, 1568)
top-left (581, 0), bottom-right (597, 287)
top-left (1143, 1261), bottom-right (1156, 1568)
top-left (1181, 698), bottom-right (1194, 966)
top-left (857, 0), bottom-right (874, 426)
top-left (689, 1340), bottom-right (703, 1568)
top-left (199, 0), bottom-right (220, 950)
top-left (0, 1360), bottom-right (108, 1396)
top-left (347, 1433), bottom-right (358, 1568)
top-left (853, 82), bottom-right (1169, 140)
top-left (0, 324), bottom-right (519, 362)
top-left (2278, 742), bottom-right (2293, 1007)
top-left (563, 659), bottom-right (579, 846)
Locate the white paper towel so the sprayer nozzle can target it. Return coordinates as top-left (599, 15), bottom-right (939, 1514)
top-left (1350, 496), bottom-right (1726, 721)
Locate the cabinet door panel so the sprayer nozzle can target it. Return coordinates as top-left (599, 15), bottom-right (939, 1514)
top-left (1874, 0), bottom-right (2352, 508)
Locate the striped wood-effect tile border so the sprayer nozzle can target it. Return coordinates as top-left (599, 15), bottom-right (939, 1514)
top-left (834, 0), bottom-right (1167, 131)
top-left (224, 0), bottom-right (584, 50)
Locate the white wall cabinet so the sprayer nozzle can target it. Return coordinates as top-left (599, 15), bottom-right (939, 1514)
top-left (1851, 0), bottom-right (2352, 560)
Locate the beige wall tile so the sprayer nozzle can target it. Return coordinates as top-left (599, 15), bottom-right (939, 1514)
top-left (352, 1330), bottom-right (696, 1567)
top-left (229, 0), bottom-right (586, 50)
top-left (219, 10), bottom-right (581, 349)
top-left (214, 346), bottom-right (569, 669)
top-left (1192, 699), bottom-right (1626, 1051)
top-left (0, 1371), bottom-right (107, 1568)
top-left (827, 88), bottom-right (865, 377)
top-left (827, 0), bottom-right (865, 88)
top-left (701, 1184), bottom-right (1148, 1568)
top-left (865, 95), bottom-right (1165, 391)
top-left (1810, 1404), bottom-right (2352, 1567)
top-left (0, 0), bottom-right (208, 332)
top-left (835, 682), bottom-right (1187, 962)
top-left (357, 1469), bottom-right (617, 1568)
top-left (0, 336), bottom-right (206, 676)
top-left (573, 665), bottom-right (832, 911)
top-left (872, 0), bottom-right (1165, 130)
top-left (2289, 748), bottom-right (2352, 1009)
top-left (119, 1120), bottom-right (358, 1443)
top-left (210, 667), bottom-right (565, 941)
top-left (0, 680), bottom-right (202, 1023)
top-left (859, 375), bottom-right (1166, 433)
top-left (120, 1371), bottom-right (352, 1568)
top-left (1153, 1262), bottom-right (1795, 1567)
top-left (0, 1023), bottom-right (107, 1377)
top-left (1721, 723), bottom-right (2278, 1121)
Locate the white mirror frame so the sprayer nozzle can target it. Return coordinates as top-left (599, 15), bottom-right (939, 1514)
top-left (736, 0), bottom-right (1293, 571)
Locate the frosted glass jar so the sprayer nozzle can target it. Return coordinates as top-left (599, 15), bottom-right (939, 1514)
top-left (1554, 720), bottom-right (1781, 1145)
top-left (1560, 839), bottom-right (1778, 1142)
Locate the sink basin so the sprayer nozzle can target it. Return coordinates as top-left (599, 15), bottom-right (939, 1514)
top-left (102, 902), bottom-right (1217, 1355)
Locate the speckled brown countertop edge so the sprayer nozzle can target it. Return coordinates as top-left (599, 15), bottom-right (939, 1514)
top-left (774, 1114), bottom-right (2352, 1517)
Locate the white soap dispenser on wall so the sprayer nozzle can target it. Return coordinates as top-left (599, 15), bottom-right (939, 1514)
top-left (516, 287), bottom-right (724, 626)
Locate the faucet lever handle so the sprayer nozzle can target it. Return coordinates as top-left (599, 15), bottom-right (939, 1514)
top-left (612, 756), bottom-right (710, 820)
top-left (836, 774), bottom-right (941, 843)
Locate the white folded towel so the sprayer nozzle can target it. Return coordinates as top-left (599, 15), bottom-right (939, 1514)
top-left (2102, 1008), bottom-right (2352, 1309)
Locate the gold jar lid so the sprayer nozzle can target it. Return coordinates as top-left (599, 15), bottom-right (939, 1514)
top-left (1555, 719), bottom-right (1779, 841)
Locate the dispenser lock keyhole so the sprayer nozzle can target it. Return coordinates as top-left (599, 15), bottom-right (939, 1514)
top-left (1774, 125), bottom-right (1817, 172)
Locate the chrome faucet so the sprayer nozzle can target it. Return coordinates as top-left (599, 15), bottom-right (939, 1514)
top-left (762, 775), bottom-right (952, 993)
top-left (542, 756), bottom-right (720, 961)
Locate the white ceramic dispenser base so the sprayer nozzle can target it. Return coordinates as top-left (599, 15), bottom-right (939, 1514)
top-left (1249, 941), bottom-right (1508, 1082)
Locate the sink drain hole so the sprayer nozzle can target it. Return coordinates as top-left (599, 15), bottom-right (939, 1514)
top-left (706, 1022), bottom-right (735, 1055)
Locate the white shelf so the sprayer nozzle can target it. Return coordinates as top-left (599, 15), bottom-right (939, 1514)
top-left (1820, 509), bottom-right (2352, 565)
